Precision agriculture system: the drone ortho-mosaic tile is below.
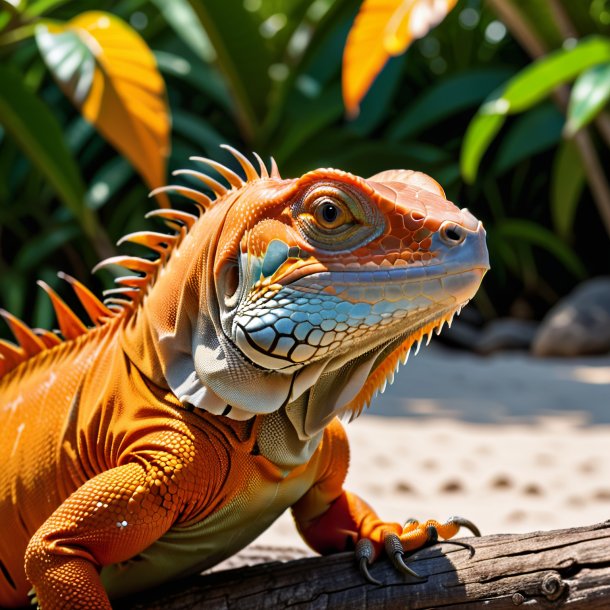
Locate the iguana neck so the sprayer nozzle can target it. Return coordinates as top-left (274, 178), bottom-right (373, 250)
top-left (118, 201), bottom-right (298, 420)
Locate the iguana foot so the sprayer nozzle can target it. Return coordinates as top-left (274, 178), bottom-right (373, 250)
top-left (355, 515), bottom-right (480, 585)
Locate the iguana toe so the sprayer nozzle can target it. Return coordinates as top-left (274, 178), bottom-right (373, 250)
top-left (355, 539), bottom-right (382, 586)
top-left (384, 532), bottom-right (424, 580)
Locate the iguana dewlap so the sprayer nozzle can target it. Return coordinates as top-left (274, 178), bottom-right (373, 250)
top-left (0, 148), bottom-right (488, 608)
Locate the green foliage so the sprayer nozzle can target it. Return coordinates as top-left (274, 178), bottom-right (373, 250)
top-left (551, 139), bottom-right (585, 239)
top-left (461, 36), bottom-right (610, 182)
top-left (0, 0), bottom-right (608, 337)
top-left (565, 63), bottom-right (610, 136)
top-left (0, 64), bottom-right (89, 232)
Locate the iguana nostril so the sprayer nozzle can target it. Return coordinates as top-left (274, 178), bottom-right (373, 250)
top-left (440, 222), bottom-right (466, 245)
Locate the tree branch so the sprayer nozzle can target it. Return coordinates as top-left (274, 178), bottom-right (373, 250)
top-left (117, 521), bottom-right (610, 609)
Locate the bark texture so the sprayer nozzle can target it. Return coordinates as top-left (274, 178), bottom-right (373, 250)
top-left (117, 521), bottom-right (610, 609)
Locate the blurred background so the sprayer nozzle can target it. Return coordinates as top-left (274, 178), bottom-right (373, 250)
top-left (1, 0), bottom-right (609, 348)
top-left (1, 0), bottom-right (610, 536)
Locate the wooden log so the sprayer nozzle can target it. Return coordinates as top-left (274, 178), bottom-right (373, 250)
top-left (117, 521), bottom-right (610, 609)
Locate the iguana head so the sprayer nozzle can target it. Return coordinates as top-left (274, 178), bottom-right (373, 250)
top-left (118, 148), bottom-right (488, 428)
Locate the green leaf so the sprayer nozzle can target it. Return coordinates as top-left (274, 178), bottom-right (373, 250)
top-left (155, 50), bottom-right (231, 111)
top-left (0, 65), bottom-right (89, 230)
top-left (462, 36), bottom-right (610, 182)
top-left (493, 104), bottom-right (564, 176)
top-left (498, 36), bottom-right (610, 113)
top-left (151, 0), bottom-right (216, 63)
top-left (460, 109), bottom-right (506, 183)
top-left (23, 0), bottom-right (73, 18)
top-left (320, 140), bottom-right (449, 178)
top-left (85, 156), bottom-right (133, 211)
top-left (172, 109), bottom-right (226, 155)
top-left (274, 84), bottom-right (345, 164)
top-left (388, 68), bottom-right (514, 141)
top-left (550, 139), bottom-right (585, 239)
top-left (495, 219), bottom-right (585, 278)
top-left (565, 63), bottom-right (610, 136)
top-left (185, 0), bottom-right (274, 140)
top-left (14, 225), bottom-right (79, 271)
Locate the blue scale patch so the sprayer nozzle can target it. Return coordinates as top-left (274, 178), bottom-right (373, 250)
top-left (261, 239), bottom-right (290, 278)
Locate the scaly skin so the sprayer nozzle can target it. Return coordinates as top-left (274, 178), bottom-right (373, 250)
top-left (0, 149), bottom-right (488, 608)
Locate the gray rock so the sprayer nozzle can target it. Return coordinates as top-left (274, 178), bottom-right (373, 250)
top-left (439, 318), bottom-right (482, 350)
top-left (532, 277), bottom-right (610, 357)
top-left (475, 318), bottom-right (538, 354)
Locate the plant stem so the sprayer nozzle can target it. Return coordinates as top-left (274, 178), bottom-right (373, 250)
top-left (486, 0), bottom-right (610, 237)
top-left (546, 0), bottom-right (578, 39)
top-left (486, 0), bottom-right (546, 57)
top-left (0, 23), bottom-right (35, 46)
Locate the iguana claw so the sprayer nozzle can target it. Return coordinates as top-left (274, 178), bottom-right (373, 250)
top-left (448, 516), bottom-right (481, 537)
top-left (355, 515), bottom-right (480, 585)
top-left (384, 533), bottom-right (424, 580)
top-left (355, 539), bottom-right (382, 586)
top-left (415, 517), bottom-right (480, 557)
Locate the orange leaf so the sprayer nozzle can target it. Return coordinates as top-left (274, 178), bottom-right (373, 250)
top-left (342, 0), bottom-right (458, 117)
top-left (36, 12), bottom-right (170, 203)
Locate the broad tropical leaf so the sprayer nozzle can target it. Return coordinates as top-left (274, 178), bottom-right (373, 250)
top-left (0, 65), bottom-right (90, 233)
top-left (388, 68), bottom-right (514, 140)
top-left (35, 11), bottom-right (170, 199)
top-left (342, 0), bottom-right (458, 117)
top-left (565, 63), bottom-right (610, 136)
top-left (493, 104), bottom-right (563, 176)
top-left (497, 36), bottom-right (610, 114)
top-left (460, 108), bottom-right (506, 184)
top-left (461, 36), bottom-right (610, 182)
top-left (185, 1), bottom-right (273, 141)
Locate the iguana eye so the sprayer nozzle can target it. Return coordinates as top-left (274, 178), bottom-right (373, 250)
top-left (293, 182), bottom-right (383, 251)
top-left (313, 198), bottom-right (350, 229)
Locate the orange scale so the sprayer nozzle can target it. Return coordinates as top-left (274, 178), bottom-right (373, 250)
top-left (403, 220), bottom-right (422, 233)
top-left (420, 237), bottom-right (432, 250)
top-left (423, 218), bottom-right (442, 232)
top-left (380, 235), bottom-right (401, 251)
top-left (414, 227), bottom-right (431, 242)
top-left (368, 254), bottom-right (387, 267)
top-left (351, 246), bottom-right (374, 259)
top-left (388, 214), bottom-right (406, 232)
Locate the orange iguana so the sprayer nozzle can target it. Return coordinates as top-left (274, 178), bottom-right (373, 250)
top-left (0, 147), bottom-right (489, 608)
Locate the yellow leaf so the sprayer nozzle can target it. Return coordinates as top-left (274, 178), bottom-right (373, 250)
top-left (36, 12), bottom-right (170, 203)
top-left (342, 0), bottom-right (458, 117)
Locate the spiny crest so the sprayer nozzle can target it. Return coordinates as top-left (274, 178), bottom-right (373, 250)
top-left (340, 303), bottom-right (466, 424)
top-left (0, 146), bottom-right (279, 379)
top-left (0, 275), bottom-right (111, 378)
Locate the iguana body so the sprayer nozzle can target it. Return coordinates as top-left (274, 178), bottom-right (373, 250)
top-left (0, 148), bottom-right (488, 608)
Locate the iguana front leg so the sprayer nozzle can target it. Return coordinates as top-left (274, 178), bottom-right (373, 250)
top-left (25, 458), bottom-right (191, 608)
top-left (292, 419), bottom-right (479, 583)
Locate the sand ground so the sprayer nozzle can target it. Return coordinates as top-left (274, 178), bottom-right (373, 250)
top-left (255, 346), bottom-right (610, 551)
